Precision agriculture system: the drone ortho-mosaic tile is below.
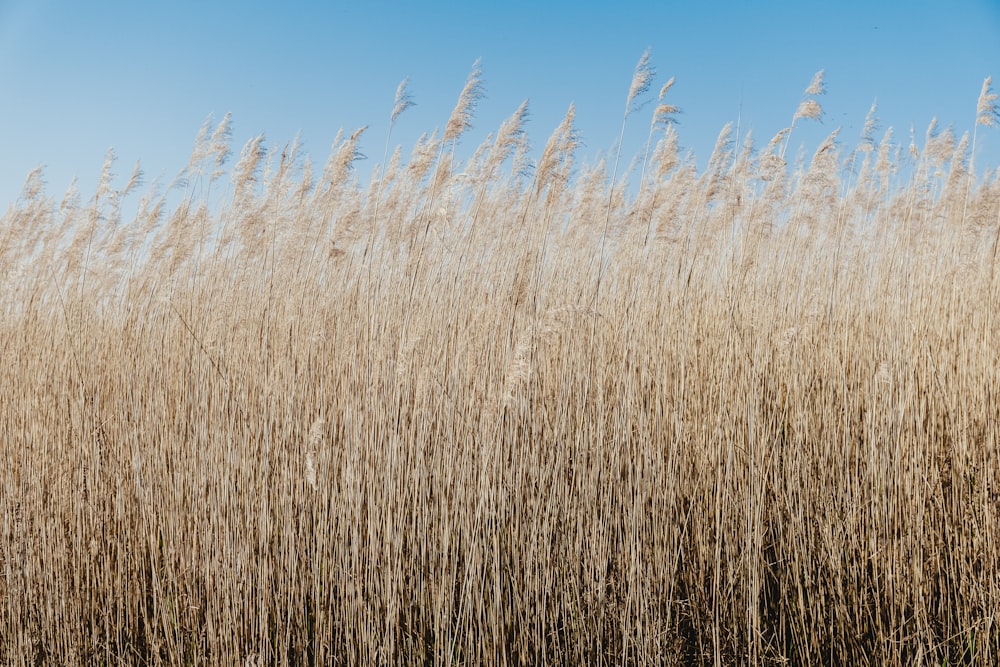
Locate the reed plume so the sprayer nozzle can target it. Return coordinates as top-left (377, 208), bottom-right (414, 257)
top-left (1, 62), bottom-right (998, 667)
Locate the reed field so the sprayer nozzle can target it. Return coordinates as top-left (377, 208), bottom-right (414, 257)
top-left (2, 57), bottom-right (1000, 665)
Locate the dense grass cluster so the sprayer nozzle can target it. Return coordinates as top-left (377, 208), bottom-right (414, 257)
top-left (2, 59), bottom-right (1000, 665)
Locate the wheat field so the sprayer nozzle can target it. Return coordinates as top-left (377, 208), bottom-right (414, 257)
top-left (1, 60), bottom-right (999, 665)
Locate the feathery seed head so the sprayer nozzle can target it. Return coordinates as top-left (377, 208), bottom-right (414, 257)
top-left (707, 122), bottom-right (734, 174)
top-left (760, 128), bottom-right (791, 179)
top-left (497, 100), bottom-right (529, 147)
top-left (406, 131), bottom-right (441, 182)
top-left (652, 103), bottom-right (681, 128)
top-left (759, 153), bottom-right (786, 181)
top-left (210, 112), bottom-right (233, 179)
top-left (651, 74), bottom-right (680, 128)
top-left (793, 99), bottom-right (823, 123)
top-left (926, 122), bottom-right (956, 164)
top-left (187, 116), bottom-right (213, 171)
top-left (790, 70), bottom-right (826, 126)
top-left (653, 124), bottom-right (680, 178)
top-left (876, 127), bottom-right (895, 174)
top-left (535, 104), bottom-right (579, 191)
top-left (626, 48), bottom-right (655, 113)
top-left (977, 76), bottom-right (999, 127)
top-left (321, 127), bottom-right (368, 192)
top-left (767, 127), bottom-right (792, 152)
top-left (925, 117), bottom-right (938, 141)
top-left (391, 77), bottom-right (416, 124)
top-left (95, 148), bottom-right (116, 201)
top-left (118, 161), bottom-right (144, 200)
top-left (19, 166), bottom-right (46, 201)
top-left (860, 100), bottom-right (879, 150)
top-left (658, 76), bottom-right (676, 100)
top-left (444, 59), bottom-right (485, 143)
top-left (804, 69), bottom-right (826, 96)
top-left (232, 134), bottom-right (266, 194)
top-left (489, 100), bottom-right (530, 170)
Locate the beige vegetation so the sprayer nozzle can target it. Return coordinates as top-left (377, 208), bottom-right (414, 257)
top-left (1, 55), bottom-right (1000, 665)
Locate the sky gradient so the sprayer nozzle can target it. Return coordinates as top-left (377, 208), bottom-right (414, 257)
top-left (2, 0), bottom-right (999, 208)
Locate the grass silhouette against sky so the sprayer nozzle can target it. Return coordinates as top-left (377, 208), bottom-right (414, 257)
top-left (1, 0), bottom-right (998, 206)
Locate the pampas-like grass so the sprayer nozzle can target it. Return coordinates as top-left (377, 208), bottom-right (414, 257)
top-left (444, 60), bottom-right (485, 145)
top-left (782, 70), bottom-right (826, 159)
top-left (977, 76), bottom-right (999, 127)
top-left (1, 57), bottom-right (999, 667)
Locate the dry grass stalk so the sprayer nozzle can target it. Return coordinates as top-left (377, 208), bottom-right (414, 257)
top-left (0, 61), bottom-right (998, 667)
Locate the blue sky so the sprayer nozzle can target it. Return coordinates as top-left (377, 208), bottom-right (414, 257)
top-left (2, 0), bottom-right (999, 208)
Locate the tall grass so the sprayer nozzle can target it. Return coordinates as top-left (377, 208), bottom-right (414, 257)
top-left (1, 63), bottom-right (999, 666)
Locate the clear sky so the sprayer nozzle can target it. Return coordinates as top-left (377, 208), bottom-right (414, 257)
top-left (2, 0), bottom-right (999, 208)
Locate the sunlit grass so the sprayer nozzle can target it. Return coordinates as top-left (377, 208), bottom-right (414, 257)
top-left (1, 62), bottom-right (999, 665)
